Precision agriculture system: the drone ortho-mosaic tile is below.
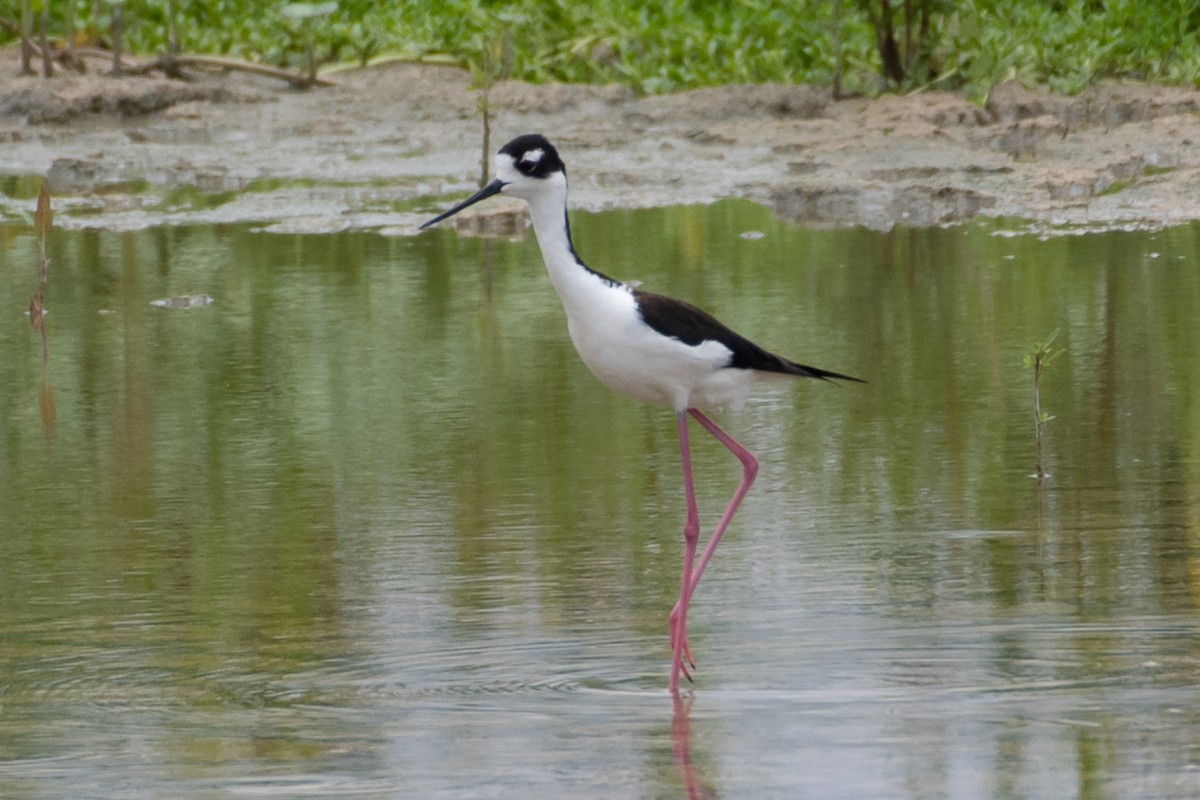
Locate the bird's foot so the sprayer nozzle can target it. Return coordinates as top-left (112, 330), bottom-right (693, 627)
top-left (668, 602), bottom-right (697, 678)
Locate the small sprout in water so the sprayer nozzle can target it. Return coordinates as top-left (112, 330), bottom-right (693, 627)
top-left (1024, 329), bottom-right (1064, 481)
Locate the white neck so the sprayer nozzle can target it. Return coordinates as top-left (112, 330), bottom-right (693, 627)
top-left (521, 180), bottom-right (620, 313)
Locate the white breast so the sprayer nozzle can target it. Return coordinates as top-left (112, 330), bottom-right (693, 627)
top-left (559, 277), bottom-right (756, 411)
top-left (519, 173), bottom-right (759, 412)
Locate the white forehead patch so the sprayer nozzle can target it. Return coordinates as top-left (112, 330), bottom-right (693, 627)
top-left (520, 148), bottom-right (545, 166)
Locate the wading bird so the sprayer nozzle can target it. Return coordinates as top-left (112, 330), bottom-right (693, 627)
top-left (422, 134), bottom-right (861, 691)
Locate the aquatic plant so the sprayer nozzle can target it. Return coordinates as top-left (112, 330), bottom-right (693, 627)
top-left (1024, 329), bottom-right (1063, 481)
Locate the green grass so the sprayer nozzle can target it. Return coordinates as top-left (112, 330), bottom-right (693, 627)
top-left (8, 0), bottom-right (1200, 98)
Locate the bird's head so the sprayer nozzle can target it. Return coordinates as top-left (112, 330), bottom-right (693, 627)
top-left (420, 134), bottom-right (567, 229)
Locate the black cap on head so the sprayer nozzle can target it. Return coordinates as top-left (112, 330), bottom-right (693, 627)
top-left (499, 134), bottom-right (566, 179)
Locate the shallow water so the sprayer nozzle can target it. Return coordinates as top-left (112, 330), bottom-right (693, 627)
top-left (1, 202), bottom-right (1199, 798)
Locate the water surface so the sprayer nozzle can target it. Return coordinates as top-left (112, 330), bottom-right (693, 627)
top-left (1, 203), bottom-right (1198, 798)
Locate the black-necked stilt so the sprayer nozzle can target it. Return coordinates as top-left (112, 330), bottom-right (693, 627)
top-left (422, 134), bottom-right (862, 692)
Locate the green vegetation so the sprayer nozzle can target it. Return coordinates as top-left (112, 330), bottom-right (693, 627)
top-left (1024, 329), bottom-right (1063, 481)
top-left (5, 1), bottom-right (1200, 98)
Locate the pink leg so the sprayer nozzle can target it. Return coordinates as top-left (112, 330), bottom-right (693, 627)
top-left (669, 411), bottom-right (701, 692)
top-left (667, 409), bottom-right (759, 692)
top-left (685, 409), bottom-right (759, 593)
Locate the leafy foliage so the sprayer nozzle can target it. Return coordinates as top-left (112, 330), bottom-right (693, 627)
top-left (6, 0), bottom-right (1200, 96)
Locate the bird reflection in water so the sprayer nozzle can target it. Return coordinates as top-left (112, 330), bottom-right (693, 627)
top-left (672, 692), bottom-right (717, 800)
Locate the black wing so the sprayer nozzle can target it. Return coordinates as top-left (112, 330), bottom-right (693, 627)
top-left (633, 290), bottom-right (863, 383)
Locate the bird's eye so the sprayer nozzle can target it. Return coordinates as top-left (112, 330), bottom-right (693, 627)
top-left (518, 148), bottom-right (545, 175)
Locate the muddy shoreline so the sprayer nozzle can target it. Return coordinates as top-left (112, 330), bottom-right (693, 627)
top-left (3, 52), bottom-right (1200, 234)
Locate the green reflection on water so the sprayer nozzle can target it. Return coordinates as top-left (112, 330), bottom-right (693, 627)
top-left (1, 202), bottom-right (1199, 797)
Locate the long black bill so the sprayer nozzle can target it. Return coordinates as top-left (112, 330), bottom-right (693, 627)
top-left (419, 178), bottom-right (507, 229)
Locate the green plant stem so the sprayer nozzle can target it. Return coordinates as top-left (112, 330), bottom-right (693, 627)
top-left (1033, 354), bottom-right (1046, 480)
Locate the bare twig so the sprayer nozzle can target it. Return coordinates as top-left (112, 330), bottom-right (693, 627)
top-left (38, 5), bottom-right (51, 77)
top-left (19, 0), bottom-right (34, 75)
top-left (12, 43), bottom-right (338, 87)
top-left (148, 53), bottom-right (338, 86)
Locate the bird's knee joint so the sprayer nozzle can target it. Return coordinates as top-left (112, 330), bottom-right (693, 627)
top-left (743, 455), bottom-right (759, 480)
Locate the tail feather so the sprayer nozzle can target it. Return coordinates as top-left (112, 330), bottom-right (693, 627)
top-left (777, 357), bottom-right (865, 384)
